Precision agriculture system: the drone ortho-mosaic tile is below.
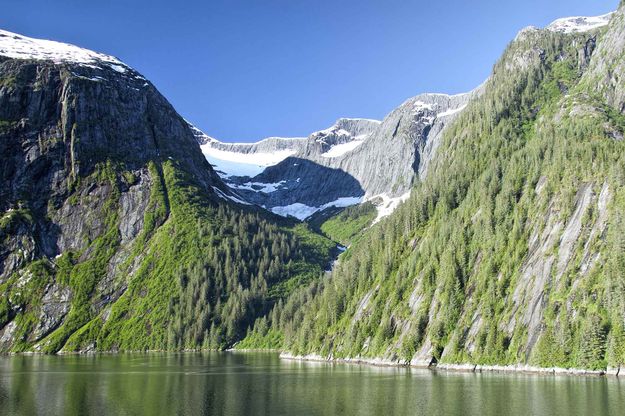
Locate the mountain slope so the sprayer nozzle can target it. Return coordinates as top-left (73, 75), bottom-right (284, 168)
top-left (0, 30), bottom-right (336, 353)
top-left (199, 89), bottom-right (478, 221)
top-left (241, 8), bottom-right (625, 372)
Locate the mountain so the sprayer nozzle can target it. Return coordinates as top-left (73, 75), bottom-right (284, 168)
top-left (198, 90), bottom-right (478, 222)
top-left (2, 4), bottom-right (624, 376)
top-left (240, 7), bottom-right (625, 373)
top-left (0, 30), bottom-right (336, 352)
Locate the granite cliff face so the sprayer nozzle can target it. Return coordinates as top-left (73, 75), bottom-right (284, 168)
top-left (0, 30), bottom-right (335, 353)
top-left (0, 30), bottom-right (226, 283)
top-left (199, 90), bottom-right (479, 220)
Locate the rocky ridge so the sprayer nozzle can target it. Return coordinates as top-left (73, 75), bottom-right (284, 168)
top-left (198, 89), bottom-right (480, 220)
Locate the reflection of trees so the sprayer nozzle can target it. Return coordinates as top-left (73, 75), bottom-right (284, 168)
top-left (1, 353), bottom-right (624, 416)
top-left (3, 356), bottom-right (37, 415)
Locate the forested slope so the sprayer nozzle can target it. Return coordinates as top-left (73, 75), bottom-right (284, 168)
top-left (241, 6), bottom-right (625, 371)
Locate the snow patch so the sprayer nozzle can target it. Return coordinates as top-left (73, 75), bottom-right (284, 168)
top-left (222, 136), bottom-right (306, 146)
top-left (72, 73), bottom-right (106, 82)
top-left (0, 29), bottom-right (132, 74)
top-left (204, 156), bottom-right (264, 178)
top-left (437, 104), bottom-right (467, 118)
top-left (271, 203), bottom-right (319, 221)
top-left (212, 187), bottom-right (251, 205)
top-left (321, 140), bottom-right (365, 158)
top-left (232, 180), bottom-right (286, 193)
top-left (109, 64), bottom-right (126, 73)
top-left (349, 118), bottom-right (381, 124)
top-left (271, 196), bottom-right (363, 221)
top-left (201, 145), bottom-right (295, 177)
top-left (412, 101), bottom-right (435, 112)
top-left (370, 192), bottom-right (411, 224)
top-left (322, 196), bottom-right (363, 210)
top-left (546, 13), bottom-right (613, 34)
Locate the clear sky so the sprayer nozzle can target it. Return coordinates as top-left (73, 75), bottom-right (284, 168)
top-left (1, 0), bottom-right (618, 142)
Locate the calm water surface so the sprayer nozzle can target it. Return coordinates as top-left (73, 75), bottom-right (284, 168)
top-left (0, 352), bottom-right (623, 415)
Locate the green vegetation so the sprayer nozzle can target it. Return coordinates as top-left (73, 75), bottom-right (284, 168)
top-left (241, 26), bottom-right (625, 370)
top-left (1, 159), bottom-right (335, 353)
top-left (0, 119), bottom-right (17, 131)
top-left (308, 202), bottom-right (377, 247)
top-left (0, 208), bottom-right (33, 237)
top-left (0, 76), bottom-right (17, 88)
top-left (0, 259), bottom-right (56, 351)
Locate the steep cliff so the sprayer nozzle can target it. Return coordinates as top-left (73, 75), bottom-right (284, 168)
top-left (199, 90), bottom-right (478, 221)
top-left (0, 30), bottom-right (336, 353)
top-left (241, 9), bottom-right (625, 372)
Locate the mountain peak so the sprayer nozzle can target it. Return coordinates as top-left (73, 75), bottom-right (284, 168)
top-left (0, 29), bottom-right (130, 74)
top-left (545, 12), bottom-right (614, 34)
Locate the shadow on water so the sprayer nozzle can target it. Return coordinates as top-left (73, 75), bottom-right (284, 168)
top-left (1, 352), bottom-right (625, 416)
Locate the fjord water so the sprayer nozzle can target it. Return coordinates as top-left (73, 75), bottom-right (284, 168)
top-left (0, 353), bottom-right (623, 416)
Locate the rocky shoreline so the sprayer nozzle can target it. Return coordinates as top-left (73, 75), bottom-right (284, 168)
top-left (4, 349), bottom-right (621, 377)
top-left (279, 353), bottom-right (621, 377)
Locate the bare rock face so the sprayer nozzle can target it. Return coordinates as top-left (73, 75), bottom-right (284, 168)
top-left (325, 92), bottom-right (479, 199)
top-left (118, 169), bottom-right (152, 245)
top-left (583, 9), bottom-right (625, 113)
top-left (32, 282), bottom-right (72, 341)
top-left (0, 30), bottom-right (228, 350)
top-left (0, 215), bottom-right (37, 283)
top-left (199, 90), bottom-right (481, 218)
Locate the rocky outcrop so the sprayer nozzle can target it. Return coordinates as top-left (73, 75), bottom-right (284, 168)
top-left (324, 92), bottom-right (478, 198)
top-left (582, 9), bottom-right (625, 113)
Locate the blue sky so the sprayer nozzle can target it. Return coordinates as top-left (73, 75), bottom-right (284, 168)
top-left (1, 0), bottom-right (618, 142)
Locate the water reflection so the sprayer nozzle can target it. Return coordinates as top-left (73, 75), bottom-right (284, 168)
top-left (0, 352), bottom-right (623, 416)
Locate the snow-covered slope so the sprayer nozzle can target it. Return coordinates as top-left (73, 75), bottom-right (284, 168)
top-left (190, 125), bottom-right (307, 178)
top-left (0, 29), bottom-right (134, 75)
top-left (202, 146), bottom-right (299, 178)
top-left (320, 140), bottom-right (365, 158)
top-left (546, 13), bottom-right (614, 34)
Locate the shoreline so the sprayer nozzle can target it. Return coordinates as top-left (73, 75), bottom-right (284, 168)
top-left (3, 349), bottom-right (620, 377)
top-left (279, 353), bottom-right (620, 378)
